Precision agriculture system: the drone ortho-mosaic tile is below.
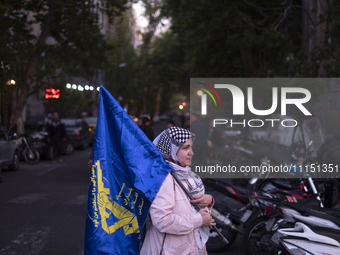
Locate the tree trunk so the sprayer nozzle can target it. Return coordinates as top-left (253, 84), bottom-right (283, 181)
top-left (9, 86), bottom-right (30, 132)
top-left (8, 8), bottom-right (54, 132)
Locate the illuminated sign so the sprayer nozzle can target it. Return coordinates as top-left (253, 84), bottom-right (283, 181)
top-left (45, 88), bottom-right (60, 99)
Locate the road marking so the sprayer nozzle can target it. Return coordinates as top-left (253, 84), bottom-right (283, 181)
top-left (65, 194), bottom-right (88, 205)
top-left (8, 193), bottom-right (48, 204)
top-left (0, 227), bottom-right (50, 255)
top-left (36, 165), bottom-right (61, 176)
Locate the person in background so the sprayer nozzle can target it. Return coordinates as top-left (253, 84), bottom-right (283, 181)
top-left (166, 119), bottom-right (176, 128)
top-left (140, 127), bottom-right (215, 255)
top-left (47, 112), bottom-right (67, 163)
top-left (150, 114), bottom-right (168, 137)
top-left (170, 112), bottom-right (182, 127)
top-left (139, 116), bottom-right (155, 141)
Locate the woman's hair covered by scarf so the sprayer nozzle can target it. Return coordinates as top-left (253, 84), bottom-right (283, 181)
top-left (153, 127), bottom-right (195, 162)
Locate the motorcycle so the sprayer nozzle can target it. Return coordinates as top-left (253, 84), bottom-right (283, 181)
top-left (204, 116), bottom-right (338, 252)
top-left (203, 176), bottom-right (322, 252)
top-left (243, 188), bottom-right (339, 255)
top-left (278, 222), bottom-right (340, 255)
top-left (203, 178), bottom-right (257, 252)
top-left (28, 122), bottom-right (74, 160)
top-left (245, 117), bottom-right (339, 208)
top-left (13, 135), bottom-right (40, 164)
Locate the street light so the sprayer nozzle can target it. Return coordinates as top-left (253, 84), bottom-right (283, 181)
top-left (6, 79), bottom-right (16, 86)
top-left (2, 79), bottom-right (16, 129)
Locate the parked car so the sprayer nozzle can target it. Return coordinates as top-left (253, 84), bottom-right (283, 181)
top-left (84, 117), bottom-right (97, 134)
top-left (62, 119), bottom-right (92, 149)
top-left (0, 129), bottom-right (20, 173)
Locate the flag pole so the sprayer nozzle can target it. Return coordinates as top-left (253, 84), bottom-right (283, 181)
top-left (170, 171), bottom-right (229, 245)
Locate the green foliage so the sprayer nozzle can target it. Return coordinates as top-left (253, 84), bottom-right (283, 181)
top-left (104, 10), bottom-right (139, 111)
top-left (3, 0), bottom-right (339, 121)
top-left (135, 0), bottom-right (340, 114)
top-left (0, 0), bottom-right (129, 127)
top-left (159, 0), bottom-right (305, 78)
top-left (318, 0), bottom-right (340, 77)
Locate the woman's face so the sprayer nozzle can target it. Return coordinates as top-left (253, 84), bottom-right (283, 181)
top-left (176, 138), bottom-right (194, 167)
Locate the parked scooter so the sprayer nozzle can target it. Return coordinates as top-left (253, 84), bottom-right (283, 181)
top-left (204, 178), bottom-right (253, 252)
top-left (243, 189), bottom-right (339, 255)
top-left (246, 133), bottom-right (338, 209)
top-left (278, 222), bottom-right (340, 255)
top-left (13, 135), bottom-right (40, 164)
top-left (203, 176), bottom-right (322, 252)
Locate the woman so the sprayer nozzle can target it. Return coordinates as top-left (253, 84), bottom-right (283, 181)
top-left (140, 127), bottom-right (215, 255)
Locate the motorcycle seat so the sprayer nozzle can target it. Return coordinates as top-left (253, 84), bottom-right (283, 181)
top-left (203, 178), bottom-right (251, 203)
top-left (286, 203), bottom-right (340, 228)
top-left (271, 179), bottom-right (293, 190)
top-left (312, 226), bottom-right (340, 243)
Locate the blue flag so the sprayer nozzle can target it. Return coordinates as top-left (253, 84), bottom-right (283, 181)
top-left (85, 86), bottom-right (172, 255)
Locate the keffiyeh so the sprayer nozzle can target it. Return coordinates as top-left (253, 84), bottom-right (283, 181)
top-left (153, 126), bottom-right (195, 162)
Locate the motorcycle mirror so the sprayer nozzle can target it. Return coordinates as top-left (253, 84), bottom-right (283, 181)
top-left (306, 140), bottom-right (313, 153)
top-left (249, 177), bottom-right (258, 185)
top-left (307, 140), bottom-right (313, 147)
top-left (10, 132), bottom-right (19, 139)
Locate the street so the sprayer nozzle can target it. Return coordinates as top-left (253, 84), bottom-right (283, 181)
top-left (8, 147), bottom-right (339, 255)
top-left (0, 149), bottom-right (92, 255)
top-left (0, 148), bottom-right (243, 255)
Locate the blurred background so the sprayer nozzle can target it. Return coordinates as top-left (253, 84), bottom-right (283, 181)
top-left (1, 0), bottom-right (340, 131)
top-left (1, 1), bottom-right (340, 254)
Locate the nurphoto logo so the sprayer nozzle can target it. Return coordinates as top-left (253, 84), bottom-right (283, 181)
top-left (194, 79), bottom-right (312, 129)
top-left (190, 78), bottom-right (339, 179)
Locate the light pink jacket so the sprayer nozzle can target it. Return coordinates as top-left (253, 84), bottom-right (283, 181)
top-left (140, 174), bottom-right (207, 255)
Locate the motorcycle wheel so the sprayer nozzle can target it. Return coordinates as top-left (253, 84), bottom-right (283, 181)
top-left (243, 216), bottom-right (279, 255)
top-left (23, 149), bottom-right (40, 164)
top-left (206, 204), bottom-right (237, 252)
top-left (318, 180), bottom-right (340, 208)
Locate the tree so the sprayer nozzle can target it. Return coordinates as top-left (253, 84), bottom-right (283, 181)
top-left (314, 0), bottom-right (340, 77)
top-left (159, 0), bottom-right (308, 77)
top-left (131, 0), bottom-right (188, 114)
top-left (135, 0), bottom-right (340, 115)
top-left (0, 0), bottom-right (128, 130)
top-left (104, 9), bottom-right (139, 113)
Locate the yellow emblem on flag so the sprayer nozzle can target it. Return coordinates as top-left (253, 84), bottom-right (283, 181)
top-left (94, 160), bottom-right (141, 235)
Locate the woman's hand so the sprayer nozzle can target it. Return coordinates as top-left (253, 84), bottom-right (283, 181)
top-left (191, 194), bottom-right (213, 208)
top-left (199, 208), bottom-right (216, 226)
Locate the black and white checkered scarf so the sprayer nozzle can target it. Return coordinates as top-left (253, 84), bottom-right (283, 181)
top-left (153, 127), bottom-right (195, 163)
